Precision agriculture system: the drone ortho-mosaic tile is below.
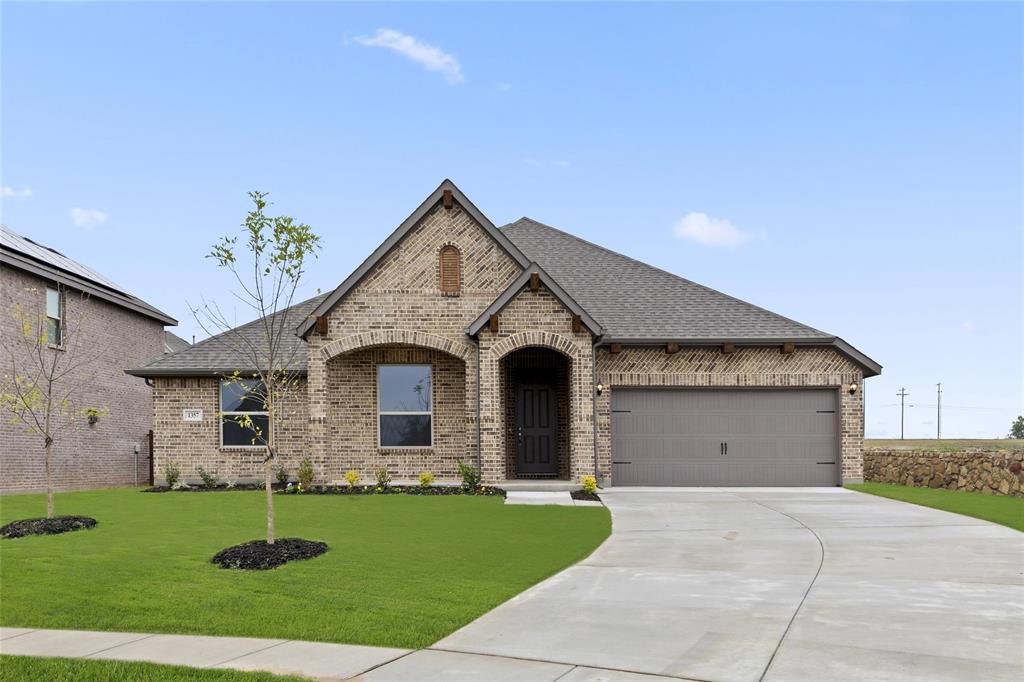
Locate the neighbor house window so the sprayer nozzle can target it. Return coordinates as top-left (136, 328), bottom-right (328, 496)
top-left (46, 287), bottom-right (62, 346)
top-left (378, 365), bottom-right (432, 447)
top-left (220, 379), bottom-right (270, 448)
top-left (439, 245), bottom-right (461, 295)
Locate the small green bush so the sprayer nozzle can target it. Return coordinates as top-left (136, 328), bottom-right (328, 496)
top-left (297, 458), bottom-right (315, 491)
top-left (275, 464), bottom-right (289, 486)
top-left (581, 475), bottom-right (598, 495)
top-left (375, 467), bottom-right (391, 490)
top-left (419, 471), bottom-right (434, 488)
top-left (196, 467), bottom-right (219, 489)
top-left (162, 461), bottom-right (181, 488)
top-left (457, 460), bottom-right (481, 489)
top-left (344, 470), bottom-right (361, 488)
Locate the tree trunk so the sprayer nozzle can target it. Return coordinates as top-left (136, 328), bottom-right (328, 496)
top-left (265, 452), bottom-right (275, 545)
top-left (45, 439), bottom-right (54, 519)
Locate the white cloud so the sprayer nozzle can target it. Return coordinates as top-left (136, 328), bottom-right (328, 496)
top-left (673, 212), bottom-right (754, 248)
top-left (354, 28), bottom-right (465, 84)
top-left (2, 185), bottom-right (33, 199)
top-left (68, 207), bottom-right (109, 229)
top-left (959, 321), bottom-right (976, 333)
top-left (524, 157), bottom-right (570, 168)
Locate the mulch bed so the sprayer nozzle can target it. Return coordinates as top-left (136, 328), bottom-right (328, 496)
top-left (211, 538), bottom-right (329, 570)
top-left (570, 490), bottom-right (602, 502)
top-left (145, 484), bottom-right (507, 497)
top-left (0, 515), bottom-right (98, 539)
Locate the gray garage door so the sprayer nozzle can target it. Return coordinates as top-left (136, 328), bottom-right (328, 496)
top-left (611, 389), bottom-right (839, 486)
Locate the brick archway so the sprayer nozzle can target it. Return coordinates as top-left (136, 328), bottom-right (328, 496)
top-left (320, 329), bottom-right (472, 362)
top-left (489, 331), bottom-right (582, 363)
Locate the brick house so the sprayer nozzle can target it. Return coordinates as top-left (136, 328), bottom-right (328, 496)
top-left (129, 181), bottom-right (880, 488)
top-left (1, 225), bottom-right (177, 492)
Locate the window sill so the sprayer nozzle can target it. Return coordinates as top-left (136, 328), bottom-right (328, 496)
top-left (219, 446), bottom-right (267, 452)
top-left (47, 343), bottom-right (65, 352)
top-left (378, 446), bottom-right (435, 451)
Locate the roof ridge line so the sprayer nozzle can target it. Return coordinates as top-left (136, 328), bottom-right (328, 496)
top-left (503, 217), bottom-right (831, 338)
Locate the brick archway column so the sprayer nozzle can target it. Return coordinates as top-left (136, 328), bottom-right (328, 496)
top-left (305, 335), bottom-right (329, 476)
top-left (479, 331), bottom-right (595, 484)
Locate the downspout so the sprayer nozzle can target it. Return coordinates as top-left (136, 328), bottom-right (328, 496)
top-left (475, 336), bottom-right (482, 472)
top-left (592, 338), bottom-right (604, 482)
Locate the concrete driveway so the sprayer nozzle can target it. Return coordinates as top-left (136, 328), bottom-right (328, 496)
top-left (412, 488), bottom-right (1024, 682)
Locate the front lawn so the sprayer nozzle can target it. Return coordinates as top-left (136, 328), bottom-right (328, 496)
top-left (847, 483), bottom-right (1024, 532)
top-left (0, 656), bottom-right (307, 682)
top-left (0, 488), bottom-right (610, 648)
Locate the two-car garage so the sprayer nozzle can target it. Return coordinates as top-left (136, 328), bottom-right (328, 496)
top-left (611, 388), bottom-right (840, 486)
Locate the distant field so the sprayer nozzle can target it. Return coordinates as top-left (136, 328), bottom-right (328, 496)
top-left (865, 439), bottom-right (1024, 452)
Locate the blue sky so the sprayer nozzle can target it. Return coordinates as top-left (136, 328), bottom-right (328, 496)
top-left (2, 2), bottom-right (1021, 438)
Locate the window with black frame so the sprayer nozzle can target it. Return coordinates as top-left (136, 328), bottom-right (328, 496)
top-left (378, 365), bottom-right (432, 447)
top-left (220, 379), bottom-right (270, 447)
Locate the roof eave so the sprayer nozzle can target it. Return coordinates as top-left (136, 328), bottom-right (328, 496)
top-left (2, 249), bottom-right (178, 326)
top-left (298, 179), bottom-right (531, 339)
top-left (125, 367), bottom-right (309, 379)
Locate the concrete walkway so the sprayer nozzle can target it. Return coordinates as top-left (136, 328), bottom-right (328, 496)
top-left (3, 488), bottom-right (1022, 681)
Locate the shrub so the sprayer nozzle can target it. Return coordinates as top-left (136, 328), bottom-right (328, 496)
top-left (344, 470), bottom-right (361, 488)
top-left (581, 475), bottom-right (598, 495)
top-left (163, 461), bottom-right (181, 488)
top-left (225, 479), bottom-right (236, 490)
top-left (419, 471), bottom-right (435, 488)
top-left (375, 467), bottom-right (391, 490)
top-left (457, 460), bottom-right (481, 489)
top-left (297, 458), bottom-right (315, 491)
top-left (197, 466), bottom-right (219, 489)
top-left (275, 464), bottom-right (289, 486)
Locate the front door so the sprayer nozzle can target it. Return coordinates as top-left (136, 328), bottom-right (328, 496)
top-left (516, 384), bottom-right (559, 476)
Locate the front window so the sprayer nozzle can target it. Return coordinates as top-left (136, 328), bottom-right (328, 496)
top-left (378, 365), bottom-right (432, 447)
top-left (46, 287), bottom-right (62, 345)
top-left (220, 379), bottom-right (270, 447)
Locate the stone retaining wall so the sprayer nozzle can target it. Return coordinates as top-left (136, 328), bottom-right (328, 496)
top-left (864, 449), bottom-right (1024, 497)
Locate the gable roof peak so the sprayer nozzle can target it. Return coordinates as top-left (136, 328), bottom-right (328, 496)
top-left (297, 180), bottom-right (530, 338)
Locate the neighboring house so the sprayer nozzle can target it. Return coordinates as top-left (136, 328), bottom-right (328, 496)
top-left (164, 330), bottom-right (191, 354)
top-left (128, 181), bottom-right (881, 488)
top-left (1, 225), bottom-right (177, 492)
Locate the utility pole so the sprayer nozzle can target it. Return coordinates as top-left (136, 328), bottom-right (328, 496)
top-left (897, 388), bottom-right (909, 440)
top-left (936, 383), bottom-right (942, 440)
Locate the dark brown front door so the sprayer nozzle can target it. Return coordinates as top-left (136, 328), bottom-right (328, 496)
top-left (516, 384), bottom-right (558, 475)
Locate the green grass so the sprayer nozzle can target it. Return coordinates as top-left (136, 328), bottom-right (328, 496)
top-left (0, 488), bottom-right (610, 648)
top-left (0, 656), bottom-right (308, 681)
top-left (865, 438), bottom-right (1024, 452)
top-left (847, 483), bottom-right (1024, 532)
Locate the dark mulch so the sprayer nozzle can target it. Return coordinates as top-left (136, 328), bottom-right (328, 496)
top-left (570, 490), bottom-right (602, 502)
top-left (143, 484), bottom-right (268, 493)
top-left (211, 538), bottom-right (329, 570)
top-left (284, 484), bottom-right (506, 497)
top-left (0, 515), bottom-right (98, 539)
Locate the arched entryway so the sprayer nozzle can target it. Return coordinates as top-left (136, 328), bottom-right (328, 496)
top-left (499, 347), bottom-right (571, 480)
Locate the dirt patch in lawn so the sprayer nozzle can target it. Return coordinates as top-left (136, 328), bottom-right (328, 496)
top-left (211, 538), bottom-right (329, 570)
top-left (0, 516), bottom-right (97, 539)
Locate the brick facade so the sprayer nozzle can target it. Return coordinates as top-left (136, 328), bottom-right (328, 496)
top-left (1, 266), bottom-right (165, 492)
top-left (145, 196), bottom-right (868, 487)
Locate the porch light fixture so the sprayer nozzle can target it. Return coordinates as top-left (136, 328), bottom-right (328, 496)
top-left (848, 382), bottom-right (859, 395)
top-left (596, 382), bottom-right (605, 396)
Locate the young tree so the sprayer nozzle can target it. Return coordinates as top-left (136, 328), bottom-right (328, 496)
top-left (1010, 416), bottom-right (1024, 440)
top-left (1, 289), bottom-right (106, 518)
top-left (193, 191), bottom-right (320, 544)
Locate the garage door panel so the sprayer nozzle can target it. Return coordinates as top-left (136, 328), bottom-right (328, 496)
top-left (611, 389), bottom-right (839, 486)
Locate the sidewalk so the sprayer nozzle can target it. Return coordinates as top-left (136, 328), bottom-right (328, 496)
top-left (0, 627), bottom-right (680, 680)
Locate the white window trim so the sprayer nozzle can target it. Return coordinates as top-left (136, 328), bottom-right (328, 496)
top-left (219, 380), bottom-right (271, 450)
top-left (377, 364), bottom-right (433, 449)
top-left (46, 285), bottom-right (63, 348)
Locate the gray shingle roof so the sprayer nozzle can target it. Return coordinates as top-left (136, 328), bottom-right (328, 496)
top-left (128, 295), bottom-right (326, 376)
top-left (2, 224), bottom-right (177, 325)
top-left (501, 218), bottom-right (832, 341)
top-left (164, 331), bottom-right (192, 354)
